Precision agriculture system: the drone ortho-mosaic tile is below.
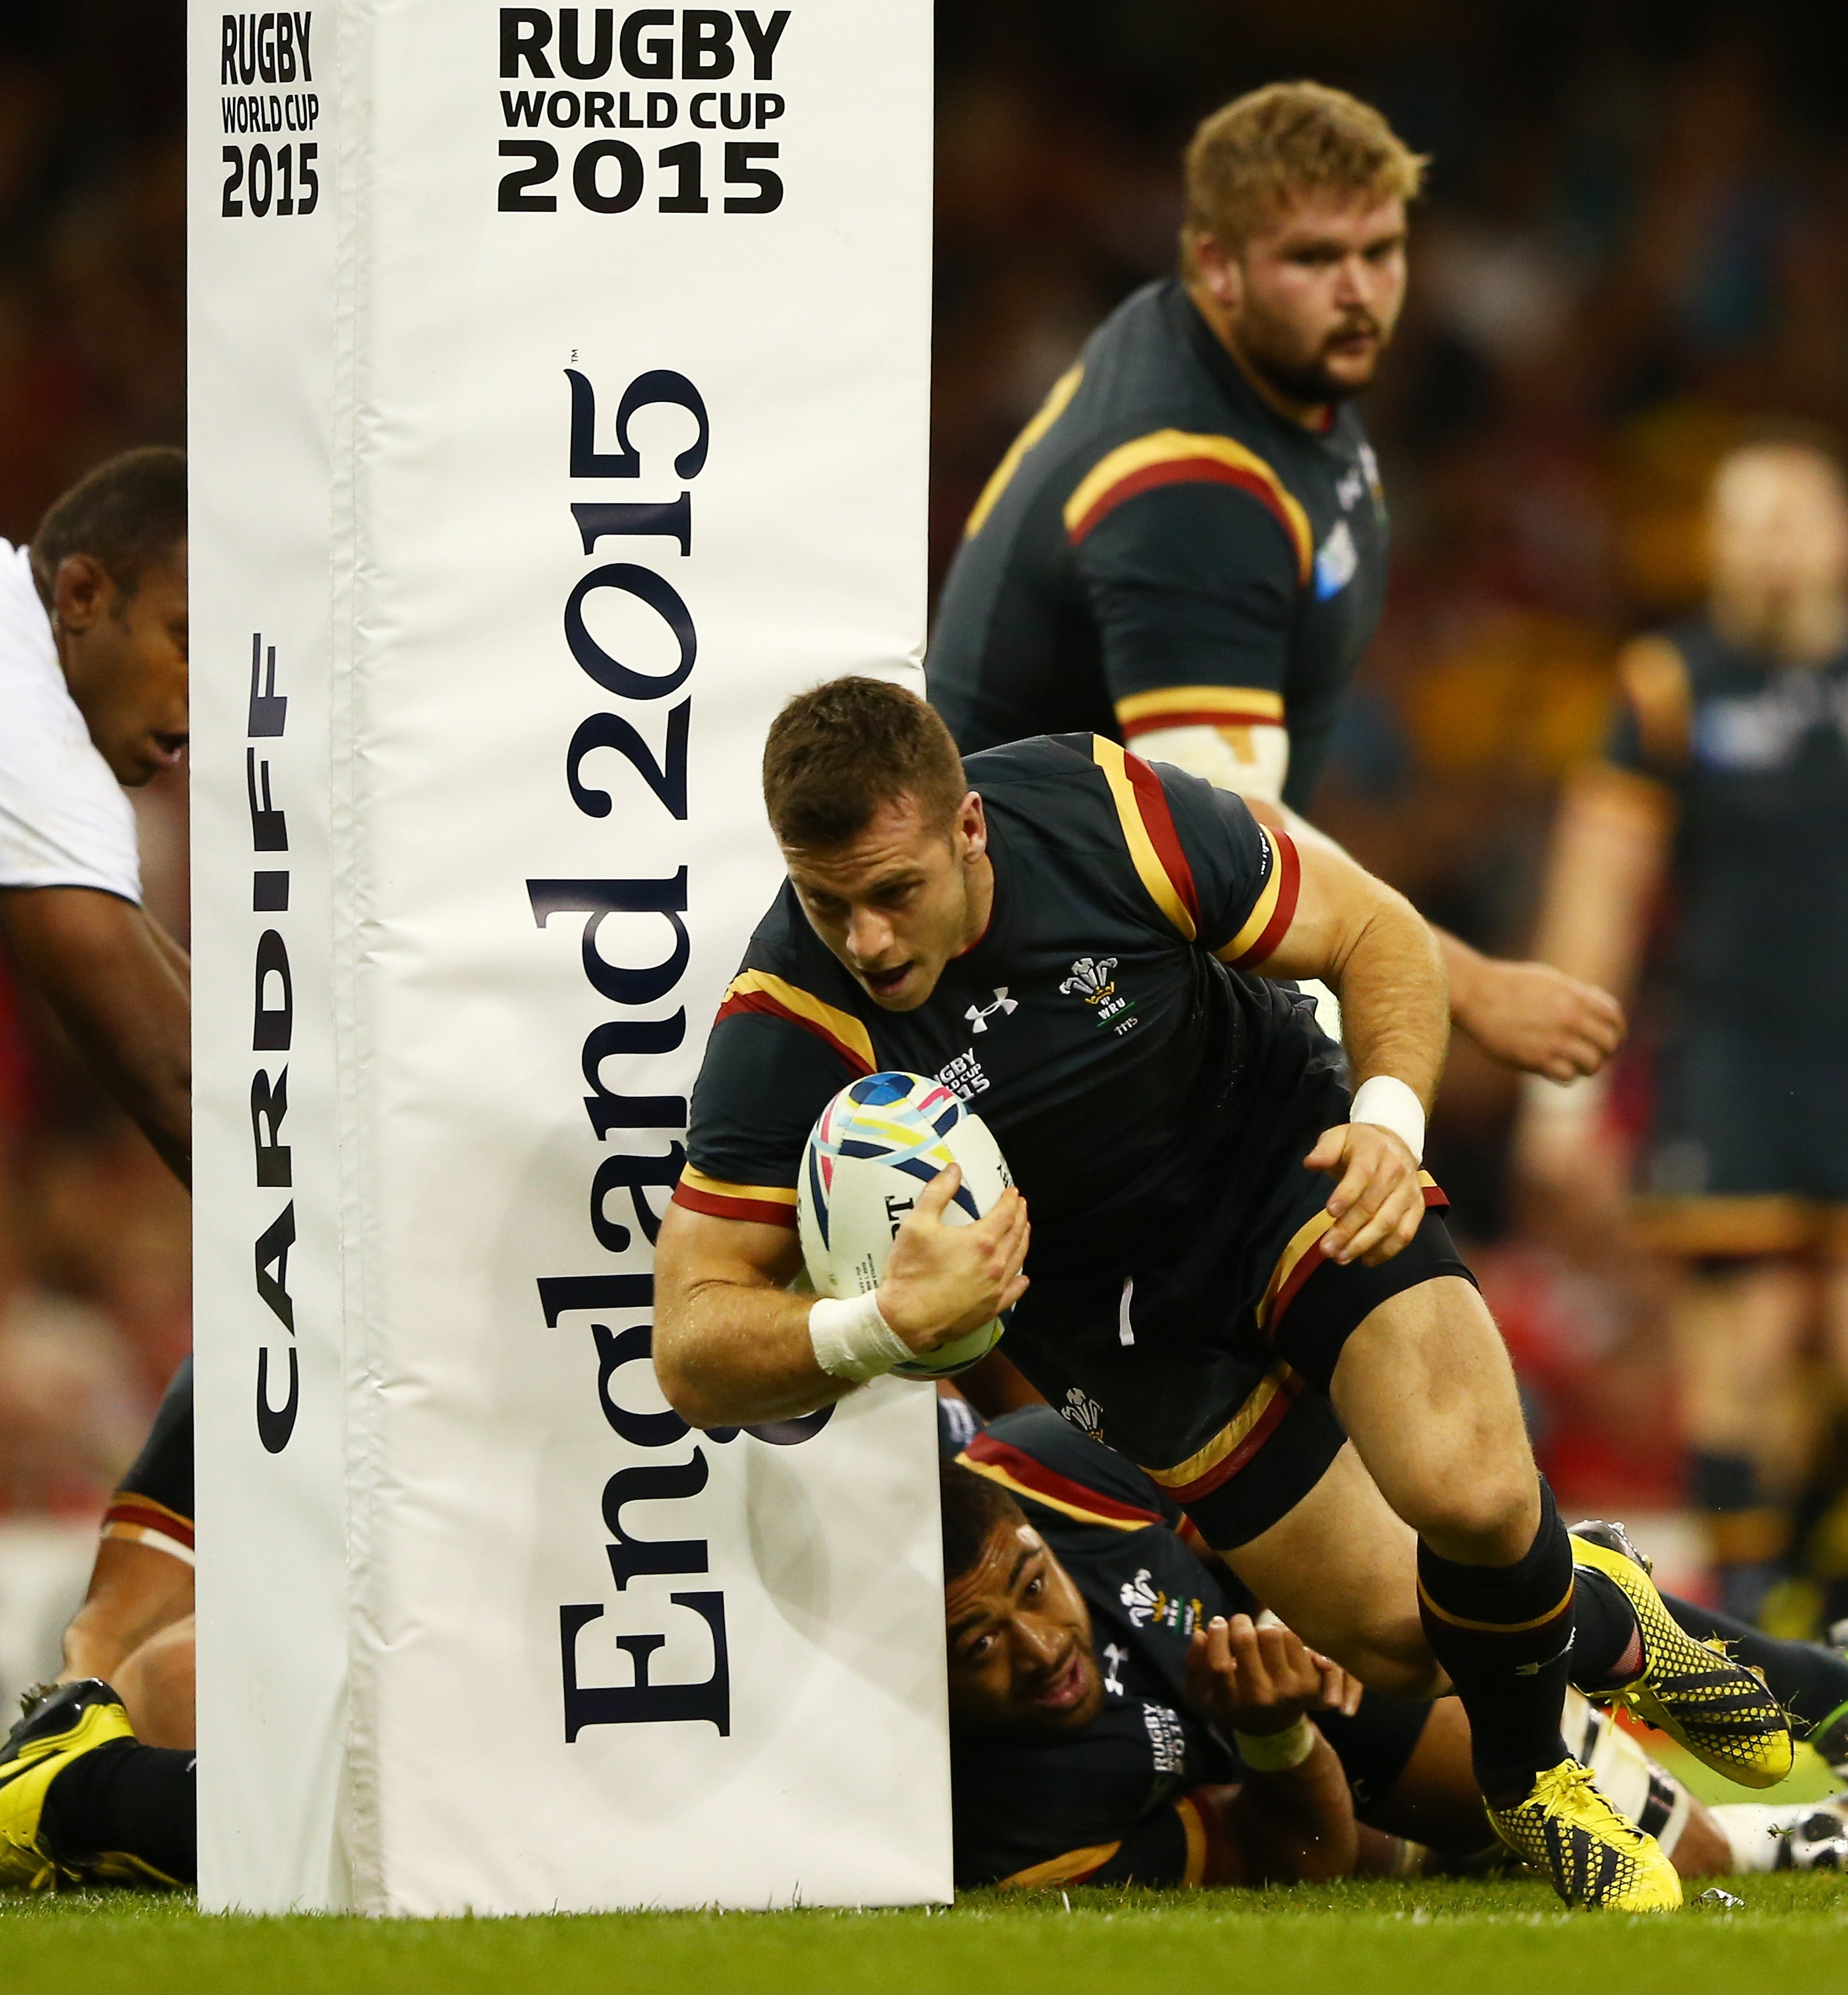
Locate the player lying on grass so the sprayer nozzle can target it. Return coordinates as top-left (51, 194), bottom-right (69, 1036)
top-left (941, 1404), bottom-right (1848, 1889)
top-left (653, 675), bottom-right (1789, 1908)
top-left (6, 1403), bottom-right (1846, 1896)
top-left (0, 448), bottom-right (196, 1738)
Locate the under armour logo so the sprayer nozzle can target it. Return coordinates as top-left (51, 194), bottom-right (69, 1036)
top-left (1102, 1643), bottom-right (1128, 1696)
top-left (965, 987), bottom-right (1017, 1034)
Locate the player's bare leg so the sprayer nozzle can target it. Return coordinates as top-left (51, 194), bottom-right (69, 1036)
top-left (59, 1540), bottom-right (193, 1691)
top-left (1673, 1256), bottom-right (1817, 1623)
top-left (1327, 1276), bottom-right (1679, 1904)
top-left (111, 1615), bottom-right (195, 1751)
top-left (1222, 1445), bottom-right (1437, 1699)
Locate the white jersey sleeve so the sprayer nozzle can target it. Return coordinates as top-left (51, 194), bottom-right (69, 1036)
top-left (0, 540), bottom-right (141, 904)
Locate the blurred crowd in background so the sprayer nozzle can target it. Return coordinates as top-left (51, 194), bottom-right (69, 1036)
top-left (2, 0), bottom-right (1847, 1619)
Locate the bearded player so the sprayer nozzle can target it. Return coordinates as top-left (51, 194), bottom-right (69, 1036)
top-left (652, 677), bottom-right (1792, 1911)
top-left (927, 81), bottom-right (1621, 1082)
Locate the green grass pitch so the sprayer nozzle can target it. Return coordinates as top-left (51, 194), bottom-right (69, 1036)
top-left (6, 1743), bottom-right (1842, 1992)
top-left (7, 1876), bottom-right (1848, 1995)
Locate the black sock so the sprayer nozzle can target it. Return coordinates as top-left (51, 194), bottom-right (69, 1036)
top-left (1569, 1565), bottom-right (1641, 1691)
top-left (1417, 1480), bottom-right (1576, 1805)
top-left (40, 1742), bottom-right (196, 1886)
top-left (1662, 1592), bottom-right (1848, 1732)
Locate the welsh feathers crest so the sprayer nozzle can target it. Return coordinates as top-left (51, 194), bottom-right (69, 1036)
top-left (1060, 955), bottom-right (1117, 1002)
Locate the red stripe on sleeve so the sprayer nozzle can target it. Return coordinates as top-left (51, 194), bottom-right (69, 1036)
top-left (1121, 750), bottom-right (1201, 931)
top-left (671, 1182), bottom-right (800, 1229)
top-left (1230, 828), bottom-right (1301, 969)
top-left (964, 1435), bottom-right (1165, 1526)
top-left (716, 989), bottom-right (873, 1076)
top-left (1121, 707), bottom-right (1283, 736)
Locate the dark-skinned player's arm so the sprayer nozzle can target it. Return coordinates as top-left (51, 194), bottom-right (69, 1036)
top-left (1181, 1614), bottom-right (1360, 1885)
top-left (0, 884), bottom-right (191, 1187)
top-left (1256, 838), bottom-right (1447, 1267)
top-left (654, 1167), bottom-right (1030, 1431)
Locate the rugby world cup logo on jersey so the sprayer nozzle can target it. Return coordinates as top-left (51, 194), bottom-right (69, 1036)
top-left (1061, 955), bottom-right (1135, 1032)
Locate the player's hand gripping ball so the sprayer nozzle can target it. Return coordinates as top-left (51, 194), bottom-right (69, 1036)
top-left (798, 1072), bottom-right (1013, 1378)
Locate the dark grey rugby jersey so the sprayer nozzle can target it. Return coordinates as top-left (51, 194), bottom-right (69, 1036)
top-left (950, 1407), bottom-right (1241, 1889)
top-left (674, 733), bottom-right (1316, 1276)
top-left (1605, 614), bottom-right (1848, 1035)
top-left (927, 280), bottom-right (1390, 815)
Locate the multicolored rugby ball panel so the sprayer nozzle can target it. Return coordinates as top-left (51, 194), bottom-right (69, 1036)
top-left (798, 1071), bottom-right (1013, 1380)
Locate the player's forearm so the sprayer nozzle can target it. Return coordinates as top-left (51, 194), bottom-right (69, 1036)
top-left (1529, 767), bottom-right (1670, 1003)
top-left (654, 1276), bottom-right (853, 1429)
top-left (1225, 1736), bottom-right (1358, 1884)
top-left (0, 888), bottom-right (192, 1185)
top-left (1320, 888), bottom-right (1447, 1109)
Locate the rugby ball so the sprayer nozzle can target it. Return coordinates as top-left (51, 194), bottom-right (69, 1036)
top-left (798, 1071), bottom-right (1013, 1379)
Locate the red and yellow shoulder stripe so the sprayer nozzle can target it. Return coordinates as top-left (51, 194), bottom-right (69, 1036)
top-left (673, 1165), bottom-right (799, 1229)
top-left (964, 363), bottom-right (1085, 541)
top-left (1063, 429), bottom-right (1314, 586)
top-left (673, 970), bottom-right (877, 1228)
top-left (1214, 825), bottom-right (1300, 971)
top-left (1116, 684), bottom-right (1285, 740)
top-left (101, 1490), bottom-right (195, 1566)
top-left (1087, 735), bottom-right (1201, 940)
top-left (959, 1434), bottom-right (1166, 1532)
top-left (714, 969), bottom-right (875, 1074)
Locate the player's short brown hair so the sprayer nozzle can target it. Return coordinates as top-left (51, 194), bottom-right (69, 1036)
top-left (1181, 81), bottom-right (1428, 272)
top-left (762, 677), bottom-right (968, 850)
top-left (941, 1457), bottom-right (1027, 1585)
top-left (31, 446), bottom-right (187, 603)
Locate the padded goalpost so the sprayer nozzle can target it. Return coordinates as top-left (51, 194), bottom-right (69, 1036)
top-left (187, 0), bottom-right (942, 1913)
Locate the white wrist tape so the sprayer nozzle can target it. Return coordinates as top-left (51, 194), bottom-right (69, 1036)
top-left (808, 1291), bottom-right (913, 1384)
top-left (1233, 1716), bottom-right (1318, 1772)
top-left (1349, 1075), bottom-right (1426, 1163)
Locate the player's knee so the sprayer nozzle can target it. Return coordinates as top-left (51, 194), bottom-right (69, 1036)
top-left (115, 1616), bottom-right (196, 1750)
top-left (1404, 1470), bottom-right (1537, 1564)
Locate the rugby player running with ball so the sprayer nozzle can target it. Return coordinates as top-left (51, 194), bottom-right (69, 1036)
top-left (653, 677), bottom-right (1792, 1912)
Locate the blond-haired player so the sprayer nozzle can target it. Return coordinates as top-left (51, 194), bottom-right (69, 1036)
top-left (929, 80), bottom-right (1622, 1080)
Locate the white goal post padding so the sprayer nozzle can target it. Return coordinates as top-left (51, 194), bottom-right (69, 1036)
top-left (188, 0), bottom-right (942, 1914)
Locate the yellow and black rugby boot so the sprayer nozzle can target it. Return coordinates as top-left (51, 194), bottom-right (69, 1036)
top-left (0, 1680), bottom-right (139, 1890)
top-left (1571, 1519), bottom-right (1794, 1789)
top-left (1487, 1758), bottom-right (1682, 1910)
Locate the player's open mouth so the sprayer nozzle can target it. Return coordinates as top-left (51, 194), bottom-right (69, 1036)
top-left (862, 962), bottom-right (913, 997)
top-left (1030, 1650), bottom-right (1088, 1711)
